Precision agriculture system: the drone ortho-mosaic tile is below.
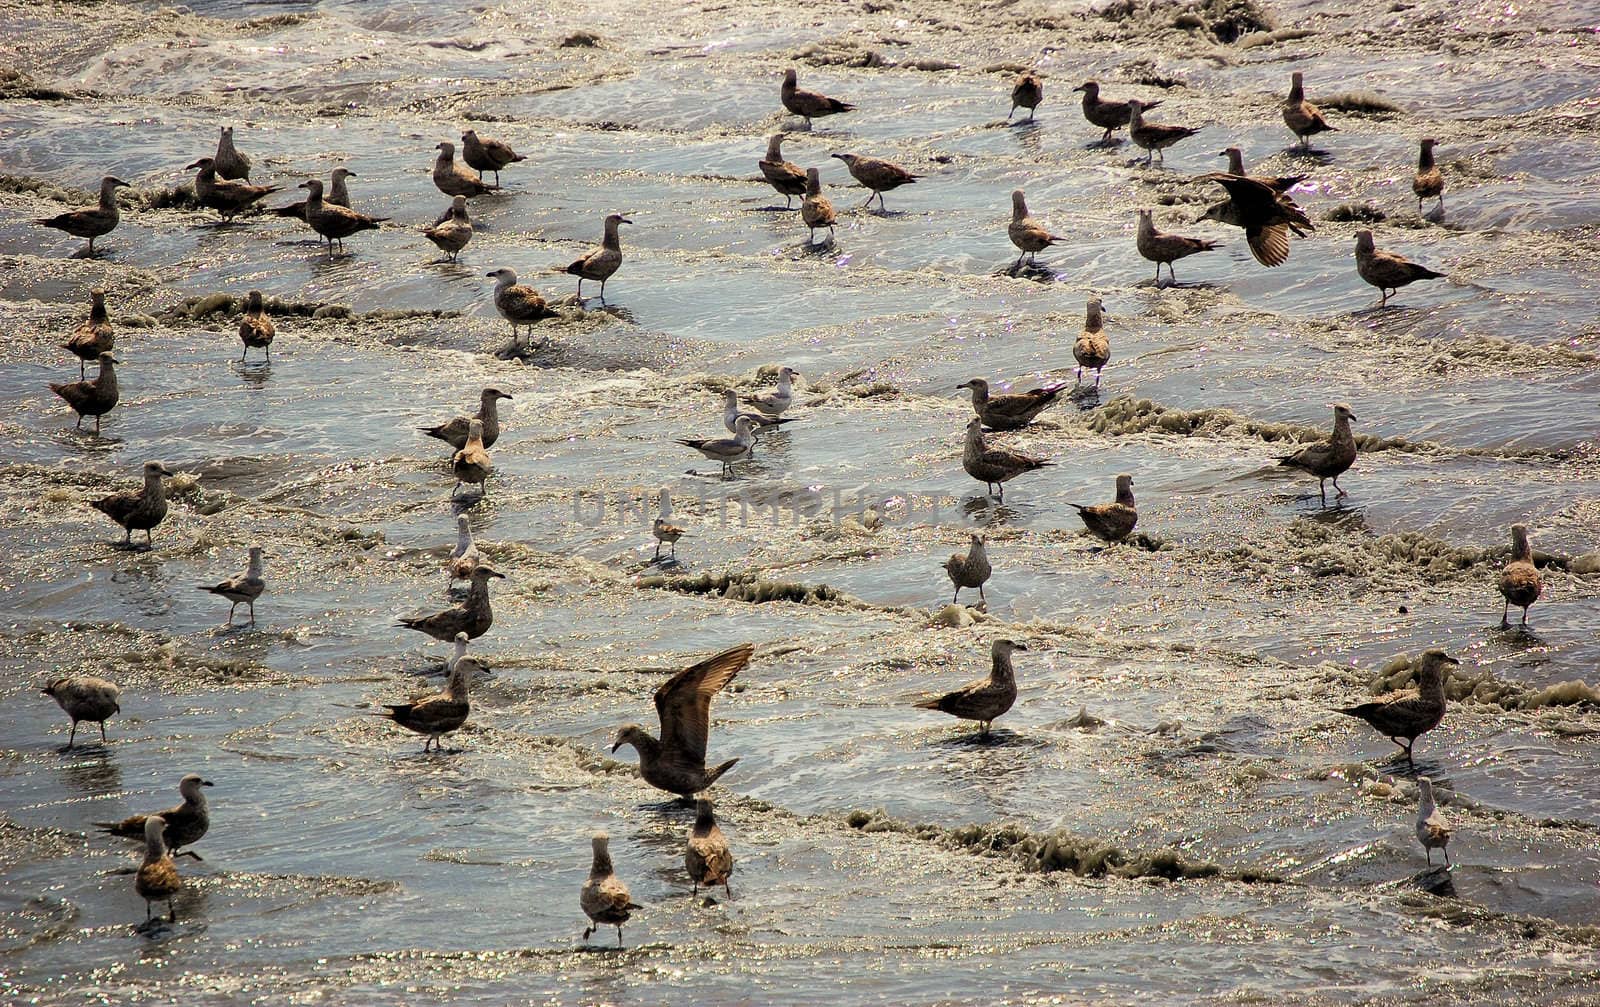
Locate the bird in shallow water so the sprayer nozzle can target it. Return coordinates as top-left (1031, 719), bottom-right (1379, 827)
top-left (1008, 73), bottom-right (1043, 123)
top-left (297, 178), bottom-right (386, 256)
top-left (196, 545), bottom-right (266, 624)
top-left (1335, 648), bottom-right (1456, 768)
top-left (1282, 71), bottom-right (1336, 151)
top-left (1276, 403), bottom-right (1357, 503)
top-left (1136, 209), bottom-right (1218, 286)
top-left (759, 134), bottom-right (807, 209)
top-left (486, 268), bottom-right (560, 349)
top-left (1415, 777), bottom-right (1452, 867)
top-left (1354, 230), bottom-right (1445, 307)
top-left (958, 377), bottom-right (1065, 432)
top-left (565, 213), bottom-right (632, 303)
top-left (685, 799), bottom-right (734, 897)
top-left (610, 643), bottom-right (754, 798)
top-left (95, 773), bottom-right (214, 860)
top-left (1073, 296), bottom-right (1110, 387)
top-left (581, 832), bottom-right (642, 946)
top-left (433, 140), bottom-right (497, 198)
top-left (398, 566), bottom-right (505, 642)
top-left (800, 168), bottom-right (837, 245)
top-left (831, 152), bottom-right (919, 211)
top-left (237, 289), bottom-right (275, 362)
top-left (422, 194), bottom-right (473, 262)
top-left (1194, 172), bottom-right (1313, 268)
top-left (212, 125), bottom-right (252, 180)
top-left (134, 816), bottom-right (182, 926)
top-left (781, 68), bottom-right (854, 128)
top-left (961, 417), bottom-right (1052, 501)
top-left (652, 488), bottom-right (687, 561)
top-left (943, 533), bottom-right (991, 605)
top-left (450, 418), bottom-right (494, 498)
top-left (63, 288), bottom-right (115, 378)
top-left (742, 366), bottom-right (800, 417)
top-left (1497, 523), bottom-right (1542, 628)
top-left (1069, 474), bottom-right (1137, 543)
top-left (35, 176), bottom-right (130, 255)
top-left (1006, 189), bottom-right (1062, 271)
top-left (1413, 138), bottom-right (1445, 214)
top-left (1127, 99), bottom-right (1200, 166)
top-left (41, 675), bottom-right (121, 748)
top-left (421, 387), bottom-right (512, 452)
top-left (914, 639), bottom-right (1028, 736)
top-left (91, 460), bottom-right (175, 549)
top-left (678, 416), bottom-right (756, 478)
top-left (49, 351), bottom-right (119, 434)
top-left (186, 157), bottom-right (279, 222)
top-left (1072, 81), bottom-right (1160, 145)
top-left (461, 128), bottom-right (525, 185)
top-left (372, 644), bottom-right (476, 753)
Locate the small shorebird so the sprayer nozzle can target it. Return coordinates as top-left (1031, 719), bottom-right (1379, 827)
top-left (781, 68), bottom-right (854, 128)
top-left (1136, 209), bottom-right (1218, 286)
top-left (486, 268), bottom-right (560, 349)
top-left (237, 289), bottom-right (275, 362)
top-left (35, 176), bottom-right (130, 255)
top-left (1072, 82), bottom-right (1160, 144)
top-left (433, 140), bottom-right (497, 198)
top-left (611, 643), bottom-right (754, 798)
top-left (1070, 474), bottom-right (1137, 542)
top-left (1008, 73), bottom-right (1043, 123)
top-left (398, 566), bottom-right (505, 642)
top-left (422, 195), bottom-right (473, 262)
top-left (1413, 138), bottom-right (1444, 214)
top-left (135, 816), bottom-right (182, 926)
top-left (212, 125), bottom-right (252, 180)
top-left (759, 134), bottom-right (807, 208)
top-left (800, 168), bottom-right (837, 244)
top-left (1336, 649), bottom-right (1456, 768)
top-left (461, 129), bottom-right (525, 185)
top-left (450, 419), bottom-right (493, 498)
top-left (1415, 777), bottom-right (1452, 867)
top-left (1354, 230), bottom-right (1445, 307)
top-left (41, 675), bottom-right (120, 747)
top-left (63, 288), bottom-right (114, 378)
top-left (1277, 403), bottom-right (1358, 503)
top-left (943, 533), bottom-right (991, 605)
top-left (678, 416), bottom-right (755, 477)
top-left (831, 152), bottom-right (919, 211)
top-left (962, 417), bottom-right (1051, 501)
top-left (50, 351), bottom-right (119, 433)
top-left (581, 832), bottom-right (642, 946)
top-left (1073, 296), bottom-right (1110, 387)
top-left (372, 650), bottom-right (476, 753)
top-left (95, 774), bottom-right (214, 860)
top-left (958, 378), bottom-right (1065, 432)
top-left (1497, 523), bottom-right (1542, 627)
top-left (422, 387), bottom-right (513, 452)
top-left (914, 639), bottom-right (1027, 736)
top-left (91, 461), bottom-right (175, 548)
top-left (1127, 99), bottom-right (1199, 165)
top-left (1007, 189), bottom-right (1062, 270)
top-left (653, 488), bottom-right (686, 561)
top-left (685, 799), bottom-right (734, 897)
top-left (196, 545), bottom-right (266, 624)
top-left (1283, 71), bottom-right (1336, 150)
top-left (565, 213), bottom-right (632, 302)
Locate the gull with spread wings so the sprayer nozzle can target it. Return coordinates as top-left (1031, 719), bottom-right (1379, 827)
top-left (611, 644), bottom-right (754, 798)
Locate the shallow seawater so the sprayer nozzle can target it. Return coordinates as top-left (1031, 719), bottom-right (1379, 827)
top-left (3, 0), bottom-right (1600, 1003)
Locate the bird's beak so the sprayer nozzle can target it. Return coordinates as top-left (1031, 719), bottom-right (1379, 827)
top-left (610, 738), bottom-right (622, 753)
top-left (299, 181), bottom-right (311, 189)
top-left (345, 170), bottom-right (358, 178)
top-left (829, 153), bottom-right (844, 160)
top-left (1071, 85), bottom-right (1085, 92)
top-left (157, 465), bottom-right (175, 476)
top-left (484, 271), bottom-right (497, 279)
top-left (1443, 656), bottom-right (1460, 665)
top-left (1014, 642), bottom-right (1030, 652)
top-left (489, 570), bottom-right (506, 579)
top-left (500, 392), bottom-right (514, 400)
top-left (184, 160), bottom-right (204, 171)
top-left (619, 217), bottom-right (634, 225)
top-left (201, 780), bottom-right (215, 787)
top-left (114, 179), bottom-right (132, 188)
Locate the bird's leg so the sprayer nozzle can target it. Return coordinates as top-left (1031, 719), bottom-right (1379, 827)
top-left (723, 879), bottom-right (732, 898)
top-left (1443, 847), bottom-right (1451, 867)
top-left (168, 899), bottom-right (177, 923)
top-left (583, 924), bottom-right (595, 941)
top-left (978, 583), bottom-right (986, 602)
top-left (1094, 370), bottom-right (1102, 389)
top-left (653, 541), bottom-right (662, 560)
top-left (177, 850), bottom-right (204, 861)
top-left (951, 587), bottom-right (959, 604)
top-left (599, 279), bottom-right (607, 303)
top-left (1334, 476), bottom-right (1347, 499)
top-left (145, 900), bottom-right (153, 923)
top-left (226, 602), bottom-right (237, 625)
top-left (67, 721), bottom-right (78, 747)
top-left (1500, 600), bottom-right (1510, 628)
top-left (1007, 105), bottom-right (1015, 121)
top-left (248, 601), bottom-right (256, 624)
top-left (1075, 366), bottom-right (1083, 385)
top-left (1425, 847), bottom-right (1433, 865)
top-left (692, 881), bottom-right (699, 897)
top-left (1318, 480), bottom-right (1328, 505)
top-left (75, 414), bottom-right (83, 430)
top-left (1521, 607), bottom-right (1529, 626)
top-left (99, 720), bottom-right (108, 743)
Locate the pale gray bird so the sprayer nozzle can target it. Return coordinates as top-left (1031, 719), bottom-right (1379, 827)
top-left (196, 545), bottom-right (266, 624)
top-left (41, 675), bottom-right (121, 747)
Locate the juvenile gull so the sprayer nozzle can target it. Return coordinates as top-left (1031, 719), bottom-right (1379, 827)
top-left (1136, 209), bottom-right (1218, 285)
top-left (372, 651), bottom-right (476, 753)
top-left (1415, 777), bottom-right (1452, 867)
top-left (1195, 173), bottom-right (1313, 268)
top-left (653, 488), bottom-right (686, 561)
top-left (95, 774), bottom-right (213, 859)
top-left (461, 129), bottom-right (525, 186)
top-left (1354, 230), bottom-right (1445, 307)
top-left (433, 141), bottom-right (497, 198)
top-left (1071, 81), bottom-right (1161, 144)
top-left (781, 68), bottom-right (854, 127)
top-left (486, 268), bottom-right (560, 348)
top-left (213, 125), bottom-right (252, 181)
top-left (422, 387), bottom-right (512, 451)
top-left (1070, 474), bottom-right (1137, 542)
top-left (612, 643), bottom-right (754, 798)
top-left (1497, 523), bottom-right (1542, 627)
top-left (1007, 189), bottom-right (1062, 270)
top-left (1008, 73), bottom-right (1043, 123)
top-left (237, 289), bottom-right (275, 362)
top-left (723, 389), bottom-right (800, 436)
top-left (958, 377), bottom-right (1065, 432)
top-left (1413, 138), bottom-right (1444, 214)
top-left (800, 168), bottom-right (837, 244)
top-left (185, 158), bottom-right (280, 222)
top-left (1283, 71), bottom-right (1336, 150)
top-left (422, 195), bottom-right (473, 262)
top-left (398, 565), bottom-right (505, 642)
top-left (1073, 295), bottom-right (1110, 387)
top-left (91, 460), bottom-right (175, 548)
top-left (448, 515), bottom-right (481, 584)
top-left (1277, 403), bottom-right (1357, 503)
top-left (831, 152), bottom-right (919, 211)
top-left (566, 213), bottom-right (632, 302)
top-left (759, 134), bottom-right (807, 208)
top-left (63, 288), bottom-right (114, 378)
top-left (1127, 100), bottom-right (1200, 166)
top-left (298, 178), bottom-right (387, 256)
top-left (678, 416), bottom-right (755, 477)
top-left (1336, 648), bottom-right (1456, 768)
top-left (273, 167), bottom-right (355, 219)
top-left (962, 417), bottom-right (1052, 501)
top-left (1219, 147), bottom-right (1304, 193)
top-left (943, 532), bottom-right (991, 605)
top-left (742, 365), bottom-right (800, 417)
top-left (685, 799), bottom-right (734, 897)
top-left (914, 639), bottom-right (1027, 736)
top-left (451, 418), bottom-right (493, 498)
top-left (581, 832), bottom-right (641, 946)
top-left (35, 176), bottom-right (130, 254)
top-left (134, 816), bottom-right (182, 925)
top-left (50, 351), bottom-right (119, 434)
top-left (41, 675), bottom-right (120, 747)
top-left (196, 545), bottom-right (265, 625)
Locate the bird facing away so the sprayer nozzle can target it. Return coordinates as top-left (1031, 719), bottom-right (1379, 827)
top-left (914, 639), bottom-right (1028, 736)
top-left (95, 773), bottom-right (214, 859)
top-left (611, 643), bottom-right (755, 798)
top-left (297, 178), bottom-right (387, 256)
top-left (723, 389), bottom-right (802, 437)
top-left (1136, 209), bottom-right (1218, 286)
top-left (37, 175), bottom-right (131, 255)
top-left (273, 166), bottom-right (355, 219)
top-left (197, 545), bottom-right (265, 624)
top-left (800, 168), bottom-right (837, 244)
top-left (135, 815), bottom-right (182, 925)
top-left (186, 158), bottom-right (280, 222)
top-left (1070, 474), bottom-right (1137, 542)
top-left (461, 129), bottom-right (525, 185)
top-left (958, 377), bottom-right (1065, 432)
top-left (213, 125), bottom-right (252, 180)
top-left (451, 419), bottom-right (493, 498)
top-left (1127, 99), bottom-right (1200, 165)
top-left (566, 213), bottom-right (632, 302)
top-left (1219, 147), bottom-right (1305, 193)
top-left (1072, 81), bottom-right (1161, 144)
top-left (677, 416), bottom-right (756, 478)
top-left (1277, 403), bottom-right (1358, 503)
top-left (581, 832), bottom-right (642, 946)
top-left (742, 366), bottom-right (800, 417)
top-left (41, 675), bottom-right (121, 747)
top-left (448, 515), bottom-right (481, 584)
top-left (1283, 71), bottom-right (1336, 150)
top-left (653, 488), bottom-right (686, 561)
top-left (1007, 189), bottom-right (1062, 270)
top-left (759, 134), bottom-right (807, 208)
top-left (1009, 73), bottom-right (1043, 123)
top-left (1497, 523), bottom-right (1542, 627)
top-left (238, 289), bottom-right (275, 362)
top-left (91, 461), bottom-right (175, 548)
top-left (1413, 138), bottom-right (1444, 214)
top-left (1354, 230), bottom-right (1446, 307)
top-left (373, 650), bottom-right (476, 753)
top-left (781, 68), bottom-right (854, 127)
top-left (63, 288), bottom-right (114, 378)
top-left (1073, 296), bottom-right (1110, 387)
top-left (1195, 172), bottom-right (1313, 268)
top-left (421, 387), bottom-right (512, 452)
top-left (831, 153), bottom-right (919, 211)
top-left (1336, 648), bottom-right (1456, 767)
top-left (50, 351), bottom-right (119, 434)
top-left (398, 565), bottom-right (505, 642)
top-left (944, 533), bottom-right (991, 605)
top-left (1415, 777), bottom-right (1452, 867)
top-left (423, 195), bottom-right (473, 262)
top-left (486, 268), bottom-right (560, 349)
top-left (962, 417), bottom-right (1052, 501)
top-left (685, 799), bottom-right (734, 897)
top-left (433, 140), bottom-right (497, 197)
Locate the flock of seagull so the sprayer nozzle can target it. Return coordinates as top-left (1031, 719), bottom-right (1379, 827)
top-left (29, 64), bottom-right (1532, 943)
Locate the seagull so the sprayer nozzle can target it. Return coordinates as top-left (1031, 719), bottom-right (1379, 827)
top-left (610, 643), bottom-right (754, 798)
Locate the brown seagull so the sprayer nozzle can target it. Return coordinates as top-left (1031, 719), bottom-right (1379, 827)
top-left (611, 643), bottom-right (754, 798)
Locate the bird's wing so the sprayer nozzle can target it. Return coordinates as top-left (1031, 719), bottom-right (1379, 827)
top-left (655, 644), bottom-right (755, 763)
top-left (1245, 224), bottom-right (1291, 267)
